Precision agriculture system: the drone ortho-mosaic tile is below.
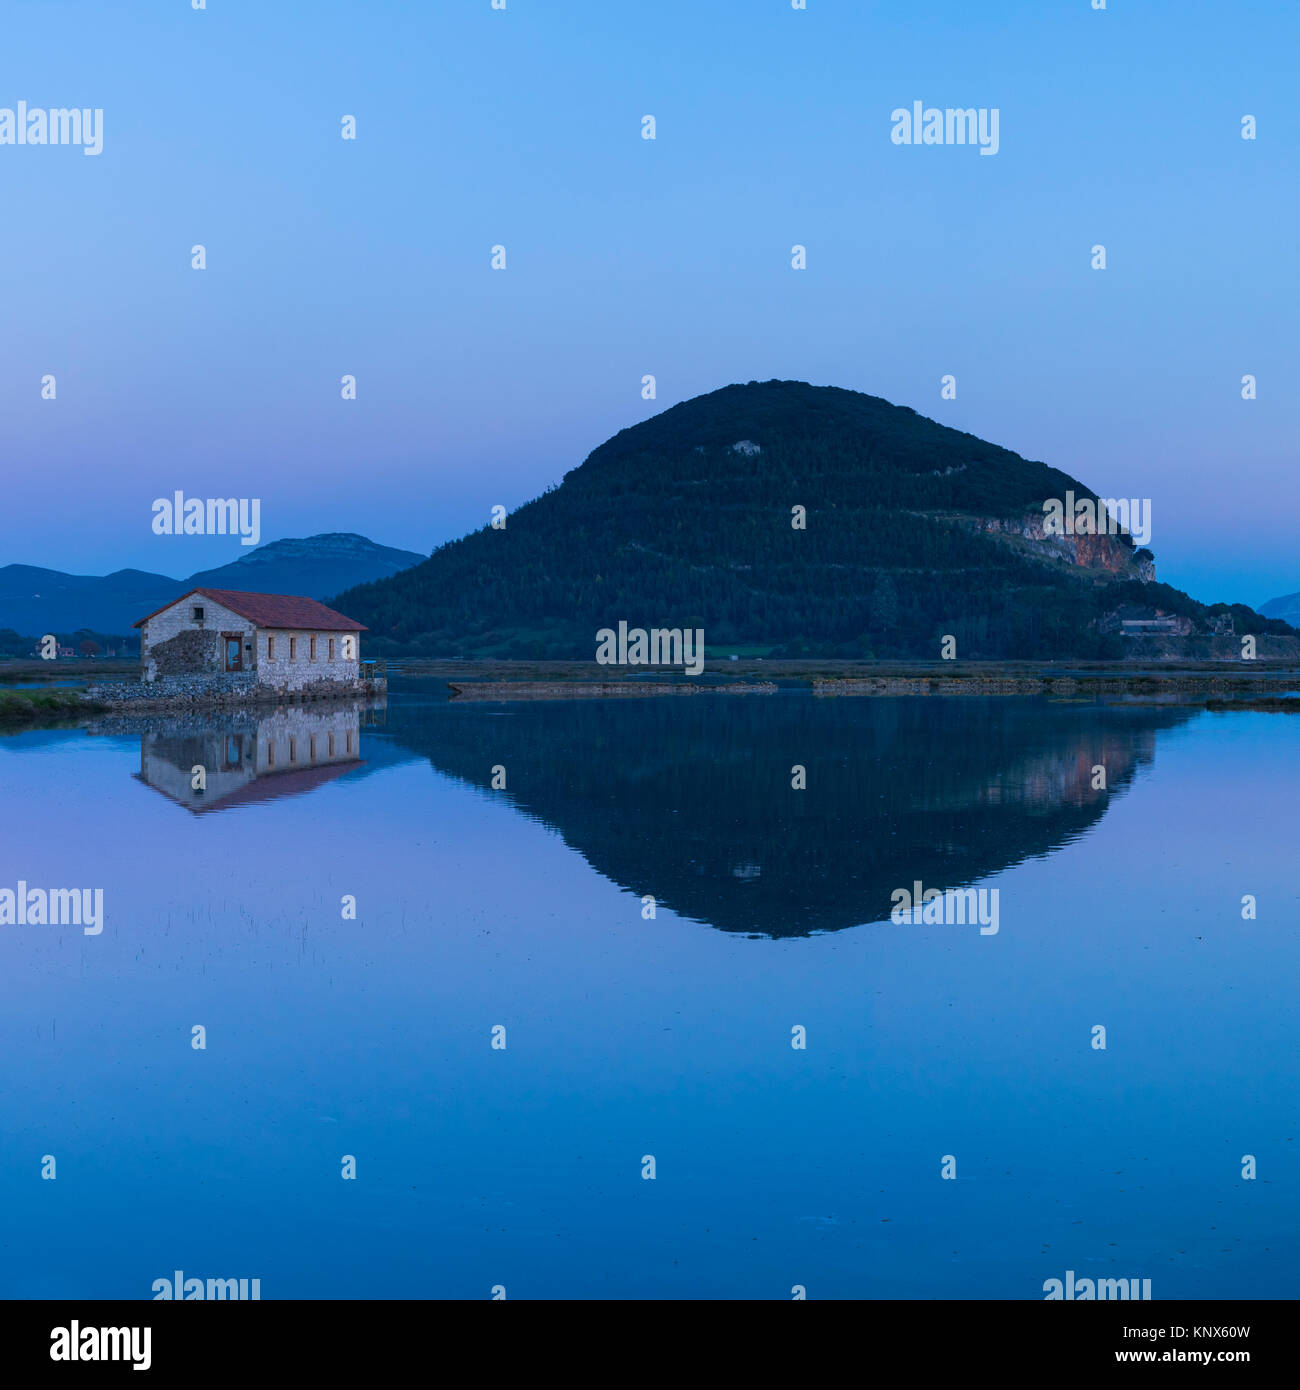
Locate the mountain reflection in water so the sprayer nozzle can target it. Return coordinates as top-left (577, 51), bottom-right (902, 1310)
top-left (387, 693), bottom-right (1196, 936)
top-left (115, 691), bottom-right (1198, 937)
top-left (6, 687), bottom-right (1291, 1300)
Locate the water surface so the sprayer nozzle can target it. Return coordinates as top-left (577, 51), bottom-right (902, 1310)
top-left (1, 687), bottom-right (1295, 1298)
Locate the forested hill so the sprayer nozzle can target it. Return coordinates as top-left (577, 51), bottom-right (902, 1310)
top-left (334, 380), bottom-right (1287, 659)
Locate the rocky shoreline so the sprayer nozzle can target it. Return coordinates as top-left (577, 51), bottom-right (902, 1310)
top-left (811, 672), bottom-right (1300, 698)
top-left (6, 657), bottom-right (1300, 718)
top-left (447, 680), bottom-right (778, 701)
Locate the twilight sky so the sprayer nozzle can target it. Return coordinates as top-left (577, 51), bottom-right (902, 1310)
top-left (2, 0), bottom-right (1297, 607)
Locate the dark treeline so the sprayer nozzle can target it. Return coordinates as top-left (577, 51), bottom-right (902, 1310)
top-left (335, 381), bottom-right (1289, 659)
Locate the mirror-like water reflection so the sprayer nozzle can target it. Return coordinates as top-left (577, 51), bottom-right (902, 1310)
top-left (387, 692), bottom-right (1199, 935)
top-left (1, 687), bottom-right (1294, 1299)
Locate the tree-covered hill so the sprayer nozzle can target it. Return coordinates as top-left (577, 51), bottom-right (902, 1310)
top-left (335, 381), bottom-right (1290, 659)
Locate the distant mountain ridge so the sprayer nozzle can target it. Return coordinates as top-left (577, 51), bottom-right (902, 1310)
top-left (334, 380), bottom-right (1293, 660)
top-left (1258, 590), bottom-right (1300, 626)
top-left (0, 533), bottom-right (425, 637)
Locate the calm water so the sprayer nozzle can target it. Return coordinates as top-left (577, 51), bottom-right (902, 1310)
top-left (2, 684), bottom-right (1297, 1299)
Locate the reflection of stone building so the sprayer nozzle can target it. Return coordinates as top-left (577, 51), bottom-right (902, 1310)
top-left (137, 704), bottom-right (365, 813)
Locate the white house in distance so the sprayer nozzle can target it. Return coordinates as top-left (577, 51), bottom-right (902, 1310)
top-left (132, 588), bottom-right (374, 695)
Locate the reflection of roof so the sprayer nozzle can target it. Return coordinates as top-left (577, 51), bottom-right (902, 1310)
top-left (132, 588), bottom-right (366, 631)
top-left (134, 760), bottom-right (363, 814)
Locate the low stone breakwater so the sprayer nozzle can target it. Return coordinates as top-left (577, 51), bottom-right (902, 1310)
top-left (85, 673), bottom-right (386, 710)
top-left (447, 680), bottom-right (778, 701)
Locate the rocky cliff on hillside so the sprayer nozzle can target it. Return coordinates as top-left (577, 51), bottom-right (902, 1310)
top-left (961, 513), bottom-right (1156, 580)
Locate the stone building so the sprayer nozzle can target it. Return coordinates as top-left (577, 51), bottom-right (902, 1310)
top-left (1096, 604), bottom-right (1193, 638)
top-left (131, 588), bottom-right (374, 697)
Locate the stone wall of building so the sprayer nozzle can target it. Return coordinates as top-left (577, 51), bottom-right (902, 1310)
top-left (150, 627), bottom-right (224, 676)
top-left (88, 673), bottom-right (260, 705)
top-left (141, 596), bottom-right (256, 682)
top-left (85, 672), bottom-right (384, 710)
top-left (256, 629), bottom-right (361, 693)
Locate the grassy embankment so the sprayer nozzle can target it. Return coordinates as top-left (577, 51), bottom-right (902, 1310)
top-left (0, 689), bottom-right (104, 723)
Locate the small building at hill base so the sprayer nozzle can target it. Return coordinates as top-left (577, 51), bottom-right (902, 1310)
top-left (1096, 604), bottom-right (1194, 638)
top-left (131, 588), bottom-right (376, 697)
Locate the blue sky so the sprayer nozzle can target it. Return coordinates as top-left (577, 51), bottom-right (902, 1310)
top-left (2, 0), bottom-right (1297, 606)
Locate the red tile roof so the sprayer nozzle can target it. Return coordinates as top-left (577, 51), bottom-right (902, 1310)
top-left (134, 760), bottom-right (362, 814)
top-left (132, 588), bottom-right (367, 631)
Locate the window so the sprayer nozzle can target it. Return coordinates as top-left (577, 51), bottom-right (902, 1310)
top-left (310, 635), bottom-right (317, 661)
top-left (328, 638), bottom-right (335, 661)
top-left (346, 730), bottom-right (354, 755)
top-left (328, 732), bottom-right (335, 757)
top-left (267, 636), bottom-right (275, 660)
top-left (266, 742), bottom-right (274, 768)
top-left (309, 735), bottom-right (317, 762)
top-left (289, 636), bottom-right (297, 660)
top-left (192, 606), bottom-right (204, 622)
top-left (289, 737), bottom-right (297, 764)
